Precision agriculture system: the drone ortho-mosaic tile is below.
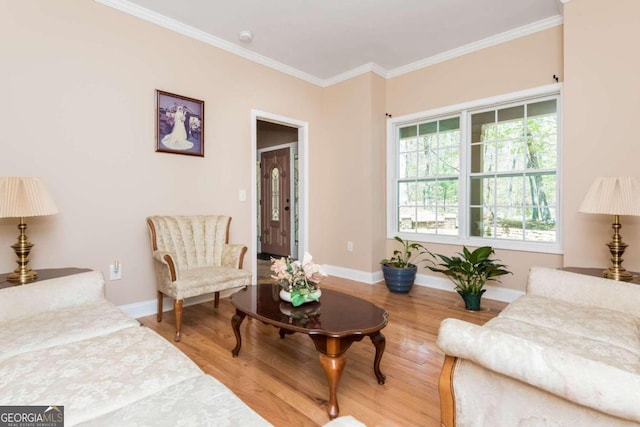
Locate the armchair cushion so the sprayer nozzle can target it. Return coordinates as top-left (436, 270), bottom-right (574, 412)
top-left (160, 266), bottom-right (251, 300)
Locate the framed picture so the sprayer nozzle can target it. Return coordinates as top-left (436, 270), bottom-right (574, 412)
top-left (156, 90), bottom-right (204, 157)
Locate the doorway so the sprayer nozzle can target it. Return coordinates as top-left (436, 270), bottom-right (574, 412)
top-left (258, 146), bottom-right (293, 258)
top-left (251, 110), bottom-right (309, 285)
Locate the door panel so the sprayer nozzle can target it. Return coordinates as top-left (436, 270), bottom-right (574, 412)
top-left (260, 148), bottom-right (291, 256)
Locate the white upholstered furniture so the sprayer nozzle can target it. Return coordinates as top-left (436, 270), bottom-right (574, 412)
top-left (437, 266), bottom-right (640, 426)
top-left (0, 271), bottom-right (270, 426)
top-left (146, 215), bottom-right (251, 341)
top-left (0, 271), bottom-right (367, 427)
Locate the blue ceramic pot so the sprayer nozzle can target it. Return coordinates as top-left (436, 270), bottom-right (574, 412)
top-left (382, 264), bottom-right (417, 294)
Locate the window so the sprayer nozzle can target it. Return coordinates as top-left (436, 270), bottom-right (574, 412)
top-left (387, 86), bottom-right (561, 253)
top-left (271, 167), bottom-right (280, 221)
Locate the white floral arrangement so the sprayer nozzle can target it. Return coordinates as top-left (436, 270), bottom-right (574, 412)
top-left (270, 252), bottom-right (327, 306)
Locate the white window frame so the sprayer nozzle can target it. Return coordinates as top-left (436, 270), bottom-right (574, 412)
top-left (386, 83), bottom-right (563, 254)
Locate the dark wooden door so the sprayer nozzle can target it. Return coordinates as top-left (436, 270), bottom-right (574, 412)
top-left (260, 148), bottom-right (291, 256)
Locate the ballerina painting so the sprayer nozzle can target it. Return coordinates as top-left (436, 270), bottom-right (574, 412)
top-left (156, 90), bottom-right (204, 157)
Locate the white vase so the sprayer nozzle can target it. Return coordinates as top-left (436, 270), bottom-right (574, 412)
top-left (279, 289), bottom-right (322, 305)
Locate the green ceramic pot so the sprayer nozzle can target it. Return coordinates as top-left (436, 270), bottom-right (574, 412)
top-left (457, 289), bottom-right (486, 311)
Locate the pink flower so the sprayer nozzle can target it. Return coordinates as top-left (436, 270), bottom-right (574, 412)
top-left (270, 257), bottom-right (291, 282)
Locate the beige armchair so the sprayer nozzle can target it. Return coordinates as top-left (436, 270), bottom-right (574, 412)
top-left (146, 215), bottom-right (251, 341)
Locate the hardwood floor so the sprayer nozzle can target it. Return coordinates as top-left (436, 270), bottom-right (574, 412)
top-left (138, 277), bottom-right (506, 426)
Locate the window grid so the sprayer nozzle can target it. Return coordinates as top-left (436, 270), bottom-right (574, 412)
top-left (468, 98), bottom-right (558, 243)
top-left (397, 117), bottom-right (460, 236)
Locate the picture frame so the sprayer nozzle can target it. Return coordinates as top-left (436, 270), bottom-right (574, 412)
top-left (156, 90), bottom-right (205, 157)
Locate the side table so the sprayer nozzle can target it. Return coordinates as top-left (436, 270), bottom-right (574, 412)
top-left (561, 267), bottom-right (640, 285)
top-left (0, 268), bottom-right (91, 290)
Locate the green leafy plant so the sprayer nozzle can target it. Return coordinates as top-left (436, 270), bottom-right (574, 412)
top-left (380, 236), bottom-right (428, 268)
top-left (427, 246), bottom-right (511, 293)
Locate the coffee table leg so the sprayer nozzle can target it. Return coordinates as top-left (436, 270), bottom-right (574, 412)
top-left (370, 331), bottom-right (386, 384)
top-left (231, 310), bottom-right (246, 357)
top-left (318, 352), bottom-right (346, 419)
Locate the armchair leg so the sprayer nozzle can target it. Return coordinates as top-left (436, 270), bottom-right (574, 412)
top-left (214, 291), bottom-right (220, 309)
top-left (174, 299), bottom-right (183, 342)
top-left (157, 291), bottom-right (163, 322)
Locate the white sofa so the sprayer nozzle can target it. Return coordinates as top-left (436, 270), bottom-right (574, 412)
top-left (0, 271), bottom-right (272, 426)
top-left (437, 266), bottom-right (640, 426)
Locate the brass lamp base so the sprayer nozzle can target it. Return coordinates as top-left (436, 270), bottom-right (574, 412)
top-left (603, 267), bottom-right (633, 282)
top-left (6, 217), bottom-right (38, 285)
top-left (7, 268), bottom-right (38, 284)
top-left (604, 215), bottom-right (633, 282)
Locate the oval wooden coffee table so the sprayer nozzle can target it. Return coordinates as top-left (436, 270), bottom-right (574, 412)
top-left (231, 284), bottom-right (388, 419)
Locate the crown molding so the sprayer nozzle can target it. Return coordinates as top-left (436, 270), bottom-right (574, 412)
top-left (321, 62), bottom-right (388, 87)
top-left (387, 14), bottom-right (563, 79)
top-left (94, 0), bottom-right (325, 87)
top-left (95, 1), bottom-right (563, 88)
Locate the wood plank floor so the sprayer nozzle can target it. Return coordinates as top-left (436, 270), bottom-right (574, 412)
top-left (138, 277), bottom-right (506, 426)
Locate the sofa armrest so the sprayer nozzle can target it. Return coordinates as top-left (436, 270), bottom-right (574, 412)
top-left (437, 318), bottom-right (640, 423)
top-left (221, 244), bottom-right (248, 269)
top-left (0, 271), bottom-right (105, 323)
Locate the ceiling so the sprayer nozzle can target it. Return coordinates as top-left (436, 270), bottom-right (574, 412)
top-left (101, 0), bottom-right (564, 85)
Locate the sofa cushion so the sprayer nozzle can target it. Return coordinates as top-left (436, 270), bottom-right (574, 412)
top-left (0, 326), bottom-right (202, 426)
top-left (76, 375), bottom-right (272, 427)
top-left (497, 294), bottom-right (640, 356)
top-left (487, 317), bottom-right (640, 373)
top-left (0, 299), bottom-right (139, 361)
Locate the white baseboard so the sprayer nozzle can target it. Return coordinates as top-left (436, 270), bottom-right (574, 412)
top-left (323, 264), bottom-right (524, 304)
top-left (322, 264), bottom-right (382, 284)
top-left (120, 268), bottom-right (524, 316)
top-left (118, 287), bottom-right (242, 319)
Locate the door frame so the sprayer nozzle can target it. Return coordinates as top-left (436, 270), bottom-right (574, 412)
top-left (251, 110), bottom-right (309, 284)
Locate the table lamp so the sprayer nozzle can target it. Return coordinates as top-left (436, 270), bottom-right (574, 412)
top-left (0, 177), bottom-right (58, 284)
top-left (578, 176), bottom-right (640, 281)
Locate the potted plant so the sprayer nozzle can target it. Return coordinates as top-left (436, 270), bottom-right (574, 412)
top-left (427, 246), bottom-right (511, 310)
top-left (380, 236), bottom-right (427, 294)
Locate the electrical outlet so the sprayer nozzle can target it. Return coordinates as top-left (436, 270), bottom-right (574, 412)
top-left (347, 241), bottom-right (354, 252)
top-left (109, 261), bottom-right (122, 280)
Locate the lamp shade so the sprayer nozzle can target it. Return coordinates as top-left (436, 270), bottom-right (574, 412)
top-left (0, 177), bottom-right (58, 218)
top-left (579, 176), bottom-right (640, 216)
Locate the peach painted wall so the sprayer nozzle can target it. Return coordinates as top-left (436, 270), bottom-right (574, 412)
top-left (385, 27), bottom-right (565, 291)
top-left (313, 73), bottom-right (387, 272)
top-left (0, 0), bottom-right (322, 305)
top-left (370, 74), bottom-right (388, 270)
top-left (562, 0), bottom-right (640, 272)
